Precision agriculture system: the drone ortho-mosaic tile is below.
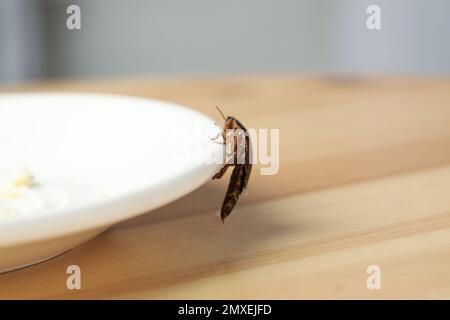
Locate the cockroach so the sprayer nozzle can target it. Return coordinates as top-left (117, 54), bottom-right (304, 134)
top-left (212, 107), bottom-right (252, 222)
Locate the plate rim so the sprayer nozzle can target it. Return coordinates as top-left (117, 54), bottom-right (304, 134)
top-left (0, 92), bottom-right (223, 247)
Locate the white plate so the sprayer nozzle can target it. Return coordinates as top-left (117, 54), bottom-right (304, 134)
top-left (0, 93), bottom-right (223, 273)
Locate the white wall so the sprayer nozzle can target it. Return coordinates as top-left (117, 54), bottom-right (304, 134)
top-left (1, 0), bottom-right (450, 83)
top-left (326, 0), bottom-right (450, 74)
top-left (0, 0), bottom-right (44, 83)
top-left (43, 0), bottom-right (323, 78)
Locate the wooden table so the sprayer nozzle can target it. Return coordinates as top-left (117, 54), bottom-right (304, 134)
top-left (1, 75), bottom-right (450, 299)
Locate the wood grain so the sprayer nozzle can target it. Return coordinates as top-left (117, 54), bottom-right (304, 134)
top-left (1, 75), bottom-right (450, 299)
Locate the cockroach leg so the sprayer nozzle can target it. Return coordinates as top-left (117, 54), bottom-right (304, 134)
top-left (209, 131), bottom-right (222, 141)
top-left (212, 164), bottom-right (230, 179)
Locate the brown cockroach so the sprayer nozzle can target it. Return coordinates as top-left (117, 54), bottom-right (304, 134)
top-left (212, 107), bottom-right (252, 222)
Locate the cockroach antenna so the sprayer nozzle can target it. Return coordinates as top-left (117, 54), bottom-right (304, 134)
top-left (216, 106), bottom-right (226, 121)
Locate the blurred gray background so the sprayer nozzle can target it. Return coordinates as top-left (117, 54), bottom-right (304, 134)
top-left (1, 0), bottom-right (449, 83)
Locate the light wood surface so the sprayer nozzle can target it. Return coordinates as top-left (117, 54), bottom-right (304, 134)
top-left (1, 75), bottom-right (450, 299)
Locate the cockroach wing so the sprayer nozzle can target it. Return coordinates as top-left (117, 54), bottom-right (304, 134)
top-left (221, 165), bottom-right (246, 220)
